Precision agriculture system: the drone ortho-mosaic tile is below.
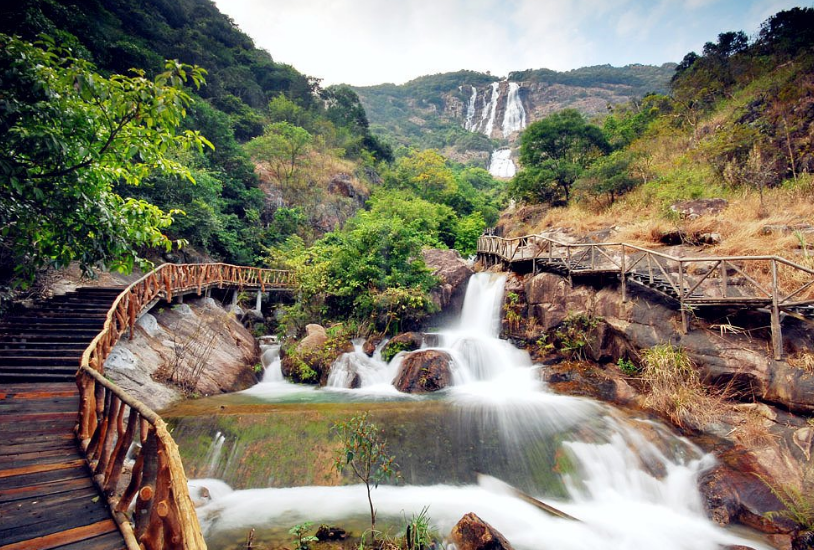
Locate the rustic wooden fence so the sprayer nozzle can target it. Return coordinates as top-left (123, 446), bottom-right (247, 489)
top-left (76, 263), bottom-right (295, 550)
top-left (478, 234), bottom-right (814, 360)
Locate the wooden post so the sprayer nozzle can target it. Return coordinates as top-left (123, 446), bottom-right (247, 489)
top-left (771, 260), bottom-right (783, 360)
top-left (621, 245), bottom-right (627, 303)
top-left (721, 260), bottom-right (728, 298)
top-left (679, 261), bottom-right (689, 334)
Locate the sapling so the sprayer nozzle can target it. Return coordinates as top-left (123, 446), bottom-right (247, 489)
top-left (333, 412), bottom-right (399, 544)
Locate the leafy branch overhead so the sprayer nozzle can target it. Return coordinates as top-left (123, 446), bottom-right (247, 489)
top-left (0, 34), bottom-right (212, 281)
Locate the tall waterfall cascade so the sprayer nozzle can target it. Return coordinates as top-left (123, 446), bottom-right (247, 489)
top-left (463, 80), bottom-right (527, 139)
top-left (186, 273), bottom-right (770, 550)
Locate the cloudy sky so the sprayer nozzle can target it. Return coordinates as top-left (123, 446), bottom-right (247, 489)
top-left (212, 0), bottom-right (809, 86)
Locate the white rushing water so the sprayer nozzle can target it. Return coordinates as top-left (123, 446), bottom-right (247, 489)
top-left (501, 82), bottom-right (527, 137)
top-left (464, 85), bottom-right (478, 132)
top-left (482, 82), bottom-right (500, 138)
top-left (195, 274), bottom-right (767, 550)
top-left (489, 148), bottom-right (516, 178)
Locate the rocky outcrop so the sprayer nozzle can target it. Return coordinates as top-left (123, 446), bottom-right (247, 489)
top-left (669, 198), bottom-right (729, 219)
top-left (380, 332), bottom-right (424, 363)
top-left (699, 448), bottom-right (797, 534)
top-left (422, 248), bottom-right (473, 314)
top-left (450, 513), bottom-right (514, 550)
top-left (362, 333), bottom-right (384, 357)
top-left (281, 324), bottom-right (353, 385)
top-left (105, 297), bottom-right (259, 410)
top-left (523, 272), bottom-right (814, 414)
top-left (393, 350), bottom-right (453, 393)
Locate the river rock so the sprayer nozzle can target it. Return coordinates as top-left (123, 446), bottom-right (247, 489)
top-left (363, 333), bottom-right (384, 357)
top-left (296, 324), bottom-right (327, 353)
top-left (698, 449), bottom-right (797, 534)
top-left (381, 332), bottom-right (424, 363)
top-left (422, 248), bottom-right (473, 313)
top-left (393, 350), bottom-right (452, 393)
top-left (450, 512), bottom-right (514, 550)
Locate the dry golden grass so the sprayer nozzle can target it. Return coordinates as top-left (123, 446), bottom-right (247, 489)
top-left (731, 408), bottom-right (778, 448)
top-left (787, 351), bottom-right (814, 373)
top-left (639, 344), bottom-right (728, 430)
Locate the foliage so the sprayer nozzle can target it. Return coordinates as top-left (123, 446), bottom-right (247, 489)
top-left (0, 34), bottom-right (212, 283)
top-left (511, 110), bottom-right (610, 204)
top-left (333, 412), bottom-right (399, 541)
top-left (455, 212), bottom-right (487, 257)
top-left (575, 151), bottom-right (643, 206)
top-left (398, 507), bottom-right (438, 550)
top-left (381, 340), bottom-right (414, 364)
top-left (553, 312), bottom-right (600, 361)
top-left (617, 357), bottom-right (638, 376)
top-left (639, 344), bottom-right (716, 428)
top-left (760, 477), bottom-right (814, 531)
top-left (289, 522), bottom-right (318, 550)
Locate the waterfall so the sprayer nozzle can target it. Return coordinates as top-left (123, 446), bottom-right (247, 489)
top-left (259, 343), bottom-right (282, 382)
top-left (489, 148), bottom-right (516, 178)
top-left (464, 85), bottom-right (478, 131)
top-left (482, 82), bottom-right (500, 137)
top-left (202, 432), bottom-right (226, 477)
top-left (501, 82), bottom-right (526, 137)
top-left (188, 273), bottom-right (769, 550)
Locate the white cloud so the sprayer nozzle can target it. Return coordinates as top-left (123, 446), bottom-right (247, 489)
top-left (212, 0), bottom-right (809, 86)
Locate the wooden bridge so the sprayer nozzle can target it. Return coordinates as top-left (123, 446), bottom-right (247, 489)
top-left (477, 233), bottom-right (814, 360)
top-left (0, 263), bottom-right (294, 550)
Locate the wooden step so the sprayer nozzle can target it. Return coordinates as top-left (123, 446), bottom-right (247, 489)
top-left (0, 356), bottom-right (81, 366)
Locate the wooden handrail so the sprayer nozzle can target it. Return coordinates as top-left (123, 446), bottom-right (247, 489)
top-left (478, 233), bottom-right (814, 360)
top-left (75, 263), bottom-right (295, 550)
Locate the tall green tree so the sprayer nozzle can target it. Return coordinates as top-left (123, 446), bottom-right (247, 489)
top-left (0, 34), bottom-right (211, 282)
top-left (511, 109), bottom-right (609, 204)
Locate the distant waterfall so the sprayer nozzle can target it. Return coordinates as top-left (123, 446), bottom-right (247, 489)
top-left (501, 82), bottom-right (526, 137)
top-left (482, 82), bottom-right (500, 137)
top-left (464, 86), bottom-right (478, 131)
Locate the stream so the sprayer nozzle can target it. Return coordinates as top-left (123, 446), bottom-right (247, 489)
top-left (163, 273), bottom-right (770, 550)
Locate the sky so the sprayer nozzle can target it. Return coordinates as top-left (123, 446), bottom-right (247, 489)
top-left (212, 0), bottom-right (810, 86)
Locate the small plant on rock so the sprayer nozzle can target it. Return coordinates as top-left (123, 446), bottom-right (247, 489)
top-left (760, 477), bottom-right (814, 532)
top-left (289, 522), bottom-right (318, 550)
top-left (400, 506), bottom-right (437, 550)
top-left (554, 312), bottom-right (600, 361)
top-left (333, 412), bottom-right (399, 545)
top-left (617, 357), bottom-right (638, 376)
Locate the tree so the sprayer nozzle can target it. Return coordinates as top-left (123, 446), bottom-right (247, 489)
top-left (0, 34), bottom-right (211, 283)
top-left (245, 121), bottom-right (313, 190)
top-left (575, 151), bottom-right (642, 206)
top-left (513, 109), bottom-right (609, 204)
top-left (333, 412), bottom-right (399, 543)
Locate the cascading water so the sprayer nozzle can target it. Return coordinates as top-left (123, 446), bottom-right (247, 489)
top-left (501, 82), bottom-right (527, 137)
top-left (482, 82), bottom-right (500, 138)
top-left (464, 85), bottom-right (478, 132)
top-left (179, 273), bottom-right (769, 550)
top-left (489, 148), bottom-right (516, 178)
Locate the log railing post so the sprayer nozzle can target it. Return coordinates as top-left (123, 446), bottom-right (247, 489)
top-left (621, 245), bottom-right (627, 303)
top-left (771, 259), bottom-right (783, 360)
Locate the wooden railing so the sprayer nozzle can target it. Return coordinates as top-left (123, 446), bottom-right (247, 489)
top-left (76, 263), bottom-right (295, 550)
top-left (478, 234), bottom-right (814, 360)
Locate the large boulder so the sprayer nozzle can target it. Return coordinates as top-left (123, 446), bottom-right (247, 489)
top-left (450, 512), bottom-right (514, 550)
top-left (698, 449), bottom-right (797, 534)
top-left (422, 248), bottom-right (473, 313)
top-left (282, 325), bottom-right (353, 385)
top-left (393, 350), bottom-right (453, 393)
top-left (380, 332), bottom-right (424, 363)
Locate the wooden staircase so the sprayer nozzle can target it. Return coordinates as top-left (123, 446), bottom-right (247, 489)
top-left (0, 288), bottom-right (127, 550)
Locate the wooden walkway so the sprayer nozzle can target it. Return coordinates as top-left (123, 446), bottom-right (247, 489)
top-left (478, 233), bottom-right (814, 360)
top-left (0, 263), bottom-right (296, 550)
top-left (1, 289), bottom-right (126, 550)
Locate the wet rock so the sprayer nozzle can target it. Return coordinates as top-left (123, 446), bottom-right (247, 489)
top-left (393, 350), bottom-right (452, 393)
top-left (296, 324), bottom-right (328, 354)
top-left (315, 525), bottom-right (347, 541)
top-left (363, 334), bottom-right (384, 357)
top-left (422, 248), bottom-right (473, 313)
top-left (381, 332), bottom-right (424, 363)
top-left (670, 198), bottom-right (728, 219)
top-left (698, 449), bottom-right (797, 534)
top-left (543, 361), bottom-right (639, 406)
top-left (450, 512), bottom-right (514, 550)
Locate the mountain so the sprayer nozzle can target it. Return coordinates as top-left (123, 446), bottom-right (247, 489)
top-left (353, 64), bottom-right (675, 176)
